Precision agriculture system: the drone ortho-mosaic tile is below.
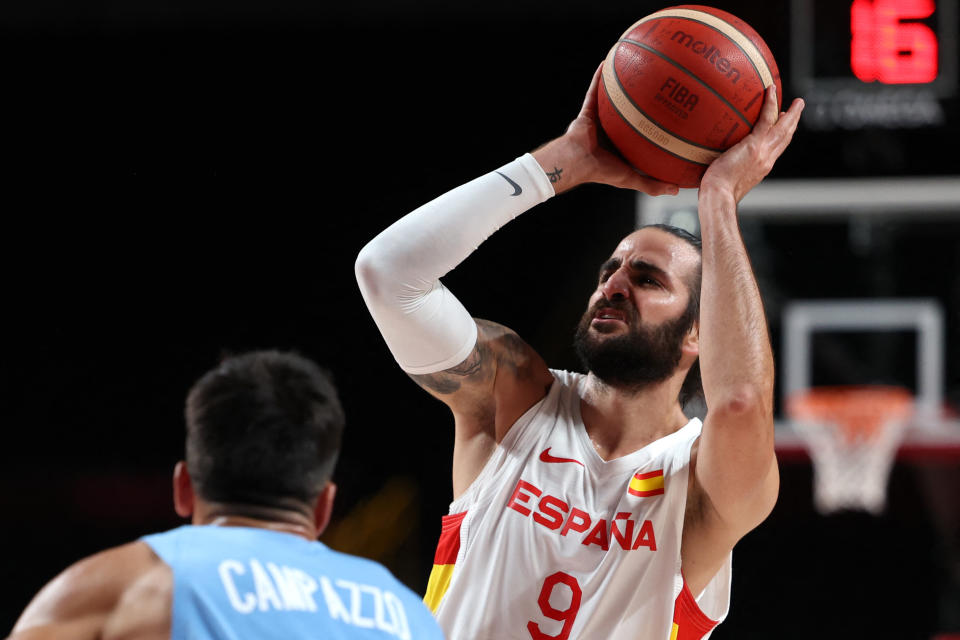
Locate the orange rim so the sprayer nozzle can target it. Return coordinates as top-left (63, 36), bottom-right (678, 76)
top-left (787, 386), bottom-right (914, 442)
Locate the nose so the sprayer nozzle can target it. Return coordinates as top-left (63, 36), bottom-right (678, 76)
top-left (600, 267), bottom-right (631, 302)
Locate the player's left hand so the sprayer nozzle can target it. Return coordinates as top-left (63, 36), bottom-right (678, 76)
top-left (564, 62), bottom-right (680, 194)
top-left (699, 85), bottom-right (804, 203)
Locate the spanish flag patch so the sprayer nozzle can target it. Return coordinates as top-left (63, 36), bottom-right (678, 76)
top-left (628, 469), bottom-right (665, 497)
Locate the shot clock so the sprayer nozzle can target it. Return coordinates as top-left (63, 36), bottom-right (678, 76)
top-left (851, 0), bottom-right (939, 84)
top-left (791, 0), bottom-right (957, 129)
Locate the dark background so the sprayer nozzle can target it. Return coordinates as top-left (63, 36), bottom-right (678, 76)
top-left (2, 1), bottom-right (959, 638)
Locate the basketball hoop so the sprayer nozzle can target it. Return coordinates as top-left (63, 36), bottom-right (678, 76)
top-left (786, 386), bottom-right (914, 515)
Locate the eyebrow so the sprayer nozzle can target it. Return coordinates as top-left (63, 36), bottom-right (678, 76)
top-left (598, 257), bottom-right (671, 283)
top-left (598, 258), bottom-right (621, 277)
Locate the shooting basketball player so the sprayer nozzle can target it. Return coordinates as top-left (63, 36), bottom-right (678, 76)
top-left (8, 351), bottom-right (444, 640)
top-left (355, 62), bottom-right (803, 640)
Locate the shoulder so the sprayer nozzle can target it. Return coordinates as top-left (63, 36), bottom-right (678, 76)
top-left (320, 544), bottom-right (406, 586)
top-left (411, 320), bottom-right (550, 394)
top-left (318, 546), bottom-right (440, 624)
top-left (479, 320), bottom-right (550, 380)
top-left (11, 541), bottom-right (163, 639)
top-left (360, 563), bottom-right (444, 636)
top-left (27, 541), bottom-right (161, 611)
top-left (410, 318), bottom-right (554, 430)
top-left (319, 546), bottom-right (424, 599)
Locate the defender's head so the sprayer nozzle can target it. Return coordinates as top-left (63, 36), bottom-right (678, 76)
top-left (174, 350), bottom-right (345, 532)
top-left (574, 224), bottom-right (702, 404)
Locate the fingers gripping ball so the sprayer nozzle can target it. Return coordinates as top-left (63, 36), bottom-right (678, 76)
top-left (597, 5), bottom-right (782, 187)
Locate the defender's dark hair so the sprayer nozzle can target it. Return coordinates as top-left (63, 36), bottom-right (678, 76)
top-left (185, 350), bottom-right (345, 508)
top-left (642, 224), bottom-right (703, 407)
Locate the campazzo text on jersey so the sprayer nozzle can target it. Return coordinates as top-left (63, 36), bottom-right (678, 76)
top-left (218, 558), bottom-right (413, 640)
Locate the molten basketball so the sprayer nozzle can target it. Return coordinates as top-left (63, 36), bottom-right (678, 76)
top-left (597, 5), bottom-right (782, 187)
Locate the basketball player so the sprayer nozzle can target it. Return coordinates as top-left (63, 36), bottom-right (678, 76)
top-left (355, 63), bottom-right (804, 640)
top-left (8, 351), bottom-right (445, 640)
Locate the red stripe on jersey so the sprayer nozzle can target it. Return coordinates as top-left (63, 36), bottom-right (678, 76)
top-left (633, 470), bottom-right (664, 480)
top-left (433, 511), bottom-right (467, 564)
top-left (628, 486), bottom-right (665, 497)
top-left (672, 575), bottom-right (720, 640)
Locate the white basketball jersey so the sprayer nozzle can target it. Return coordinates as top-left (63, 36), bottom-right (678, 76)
top-left (424, 370), bottom-right (731, 640)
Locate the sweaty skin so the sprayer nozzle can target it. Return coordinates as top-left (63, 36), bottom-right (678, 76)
top-left (9, 542), bottom-right (171, 640)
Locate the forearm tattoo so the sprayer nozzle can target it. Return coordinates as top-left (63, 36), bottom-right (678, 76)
top-left (546, 167), bottom-right (563, 184)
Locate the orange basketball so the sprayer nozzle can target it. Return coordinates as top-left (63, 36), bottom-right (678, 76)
top-left (597, 5), bottom-right (782, 187)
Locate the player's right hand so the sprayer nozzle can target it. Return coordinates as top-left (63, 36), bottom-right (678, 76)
top-left (532, 62), bottom-right (679, 196)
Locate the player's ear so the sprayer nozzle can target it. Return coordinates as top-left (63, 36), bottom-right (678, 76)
top-left (173, 461), bottom-right (195, 518)
top-left (313, 482), bottom-right (337, 538)
top-left (682, 319), bottom-right (699, 358)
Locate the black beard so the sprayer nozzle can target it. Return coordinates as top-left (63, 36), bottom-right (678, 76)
top-left (573, 301), bottom-right (690, 391)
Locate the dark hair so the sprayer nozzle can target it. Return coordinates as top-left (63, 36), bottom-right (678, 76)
top-left (641, 224), bottom-right (703, 407)
top-left (185, 350), bottom-right (345, 508)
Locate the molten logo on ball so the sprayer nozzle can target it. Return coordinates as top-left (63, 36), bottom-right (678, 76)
top-left (669, 30), bottom-right (742, 83)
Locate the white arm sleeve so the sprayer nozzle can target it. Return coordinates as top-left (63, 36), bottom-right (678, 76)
top-left (355, 153), bottom-right (555, 375)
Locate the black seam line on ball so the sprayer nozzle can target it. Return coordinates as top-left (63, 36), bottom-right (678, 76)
top-left (619, 37), bottom-right (754, 130)
top-left (654, 12), bottom-right (768, 93)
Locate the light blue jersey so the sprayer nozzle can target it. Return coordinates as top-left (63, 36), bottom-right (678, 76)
top-left (142, 525), bottom-right (445, 640)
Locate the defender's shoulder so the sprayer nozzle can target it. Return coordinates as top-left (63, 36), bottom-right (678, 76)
top-left (10, 541), bottom-right (163, 639)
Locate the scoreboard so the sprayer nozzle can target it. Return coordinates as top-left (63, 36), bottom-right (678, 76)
top-left (790, 0), bottom-right (958, 129)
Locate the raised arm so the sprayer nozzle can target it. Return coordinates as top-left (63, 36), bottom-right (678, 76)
top-left (683, 86), bottom-right (804, 591)
top-left (355, 63), bottom-right (677, 493)
top-left (354, 154), bottom-right (557, 435)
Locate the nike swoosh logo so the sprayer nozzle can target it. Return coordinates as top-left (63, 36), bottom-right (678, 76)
top-left (496, 171), bottom-right (522, 196)
top-left (539, 447), bottom-right (584, 467)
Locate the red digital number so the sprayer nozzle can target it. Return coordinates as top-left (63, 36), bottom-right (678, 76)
top-left (526, 572), bottom-right (583, 640)
top-left (851, 0), bottom-right (938, 84)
